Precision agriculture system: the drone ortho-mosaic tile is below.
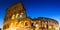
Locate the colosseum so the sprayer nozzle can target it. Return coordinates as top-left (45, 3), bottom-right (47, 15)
top-left (2, 2), bottom-right (59, 30)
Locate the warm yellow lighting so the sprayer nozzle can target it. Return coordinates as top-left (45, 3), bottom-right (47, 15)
top-left (21, 13), bottom-right (23, 14)
top-left (49, 26), bottom-right (52, 29)
top-left (20, 15), bottom-right (22, 18)
top-left (16, 13), bottom-right (19, 18)
top-left (55, 26), bottom-right (59, 30)
top-left (35, 27), bottom-right (39, 30)
top-left (24, 21), bottom-right (28, 26)
top-left (9, 28), bottom-right (16, 30)
top-left (14, 22), bottom-right (18, 27)
top-left (12, 14), bottom-right (15, 19)
top-left (10, 23), bottom-right (13, 28)
top-left (44, 23), bottom-right (46, 28)
top-left (56, 28), bottom-right (58, 29)
top-left (19, 21), bottom-right (24, 27)
top-left (20, 13), bottom-right (24, 18)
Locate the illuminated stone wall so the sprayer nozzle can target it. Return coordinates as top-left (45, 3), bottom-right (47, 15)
top-left (2, 2), bottom-right (59, 30)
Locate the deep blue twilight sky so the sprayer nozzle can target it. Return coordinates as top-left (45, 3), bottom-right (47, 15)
top-left (0, 0), bottom-right (60, 28)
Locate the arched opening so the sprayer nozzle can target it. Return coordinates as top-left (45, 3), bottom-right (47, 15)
top-left (11, 14), bottom-right (15, 19)
top-left (25, 22), bottom-right (28, 26)
top-left (31, 23), bottom-right (34, 26)
top-left (3, 25), bottom-right (6, 29)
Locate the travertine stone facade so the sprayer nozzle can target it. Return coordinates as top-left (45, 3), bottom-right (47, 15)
top-left (2, 2), bottom-right (59, 30)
